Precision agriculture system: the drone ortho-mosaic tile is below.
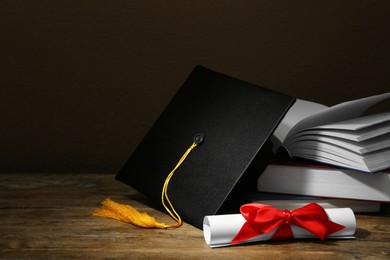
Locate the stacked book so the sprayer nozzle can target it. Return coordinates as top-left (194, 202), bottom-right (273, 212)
top-left (256, 93), bottom-right (390, 213)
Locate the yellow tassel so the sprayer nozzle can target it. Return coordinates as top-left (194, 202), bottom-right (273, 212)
top-left (93, 198), bottom-right (167, 229)
top-left (93, 137), bottom-right (202, 229)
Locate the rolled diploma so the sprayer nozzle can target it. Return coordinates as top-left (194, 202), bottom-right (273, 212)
top-left (203, 208), bottom-right (356, 247)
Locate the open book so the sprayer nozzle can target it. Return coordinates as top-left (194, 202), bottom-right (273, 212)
top-left (272, 93), bottom-right (390, 173)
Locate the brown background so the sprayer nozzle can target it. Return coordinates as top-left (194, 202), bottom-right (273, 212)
top-left (1, 1), bottom-right (389, 173)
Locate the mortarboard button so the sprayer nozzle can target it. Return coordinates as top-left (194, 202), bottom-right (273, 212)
top-left (193, 133), bottom-right (204, 145)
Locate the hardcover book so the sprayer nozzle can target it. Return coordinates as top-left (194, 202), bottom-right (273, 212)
top-left (250, 192), bottom-right (381, 213)
top-left (257, 159), bottom-right (390, 202)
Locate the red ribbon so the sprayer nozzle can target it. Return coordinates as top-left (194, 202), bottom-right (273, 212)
top-left (231, 203), bottom-right (345, 244)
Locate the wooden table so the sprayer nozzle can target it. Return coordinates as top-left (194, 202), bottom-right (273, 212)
top-left (0, 173), bottom-right (389, 259)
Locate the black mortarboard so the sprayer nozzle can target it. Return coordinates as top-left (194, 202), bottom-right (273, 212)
top-left (116, 66), bottom-right (295, 229)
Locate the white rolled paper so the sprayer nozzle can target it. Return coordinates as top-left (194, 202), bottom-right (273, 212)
top-left (203, 208), bottom-right (356, 247)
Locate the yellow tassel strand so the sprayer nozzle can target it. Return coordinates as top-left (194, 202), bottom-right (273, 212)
top-left (161, 142), bottom-right (198, 228)
top-left (93, 138), bottom-right (201, 229)
top-left (93, 198), bottom-right (166, 228)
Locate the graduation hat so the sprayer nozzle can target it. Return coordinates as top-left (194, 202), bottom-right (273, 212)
top-left (112, 66), bottom-right (295, 229)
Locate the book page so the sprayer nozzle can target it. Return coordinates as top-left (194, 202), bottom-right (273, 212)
top-left (291, 142), bottom-right (390, 172)
top-left (289, 133), bottom-right (390, 154)
top-left (288, 122), bottom-right (390, 142)
top-left (314, 112), bottom-right (390, 131)
top-left (291, 117), bottom-right (390, 142)
top-left (273, 99), bottom-right (328, 144)
top-left (285, 93), bottom-right (390, 141)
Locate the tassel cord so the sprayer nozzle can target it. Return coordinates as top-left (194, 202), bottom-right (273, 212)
top-left (161, 142), bottom-right (198, 228)
top-left (93, 141), bottom-right (199, 229)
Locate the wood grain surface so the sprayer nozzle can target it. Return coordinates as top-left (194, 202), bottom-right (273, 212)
top-left (0, 173), bottom-right (389, 259)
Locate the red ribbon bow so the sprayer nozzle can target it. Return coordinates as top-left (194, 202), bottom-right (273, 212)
top-left (231, 203), bottom-right (345, 244)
